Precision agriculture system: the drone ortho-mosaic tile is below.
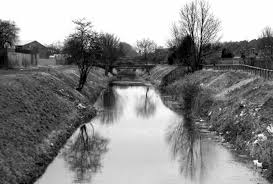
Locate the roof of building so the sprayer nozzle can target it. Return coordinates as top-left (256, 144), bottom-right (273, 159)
top-left (17, 40), bottom-right (47, 48)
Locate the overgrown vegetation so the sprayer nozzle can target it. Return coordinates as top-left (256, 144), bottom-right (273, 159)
top-left (221, 48), bottom-right (234, 58)
top-left (162, 74), bottom-right (213, 119)
top-left (159, 68), bottom-right (273, 180)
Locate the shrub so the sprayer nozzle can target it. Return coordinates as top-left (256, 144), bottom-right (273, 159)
top-left (163, 75), bottom-right (214, 119)
top-left (221, 48), bottom-right (234, 58)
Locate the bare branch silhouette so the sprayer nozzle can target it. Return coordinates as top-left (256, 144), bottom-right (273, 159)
top-left (62, 125), bottom-right (109, 183)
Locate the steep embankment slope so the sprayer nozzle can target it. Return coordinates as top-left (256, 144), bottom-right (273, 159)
top-left (160, 68), bottom-right (273, 179)
top-left (0, 66), bottom-right (108, 184)
top-left (148, 64), bottom-right (177, 85)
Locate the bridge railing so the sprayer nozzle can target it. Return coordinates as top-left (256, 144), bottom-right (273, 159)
top-left (203, 64), bottom-right (273, 79)
top-left (93, 63), bottom-right (156, 69)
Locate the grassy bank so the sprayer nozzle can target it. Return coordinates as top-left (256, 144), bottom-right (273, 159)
top-left (0, 66), bottom-right (108, 184)
top-left (160, 68), bottom-right (273, 180)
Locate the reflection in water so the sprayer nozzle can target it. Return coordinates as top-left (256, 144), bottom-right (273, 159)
top-left (166, 83), bottom-right (204, 182)
top-left (135, 87), bottom-right (157, 118)
top-left (62, 124), bottom-right (109, 183)
top-left (167, 118), bottom-right (220, 184)
top-left (166, 118), bottom-right (204, 183)
top-left (166, 88), bottom-right (209, 184)
top-left (36, 86), bottom-right (270, 184)
top-left (97, 87), bottom-right (123, 124)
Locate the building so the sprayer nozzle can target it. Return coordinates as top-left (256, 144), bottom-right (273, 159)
top-left (16, 41), bottom-right (49, 59)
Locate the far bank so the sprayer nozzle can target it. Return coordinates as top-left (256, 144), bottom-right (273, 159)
top-left (154, 67), bottom-right (273, 180)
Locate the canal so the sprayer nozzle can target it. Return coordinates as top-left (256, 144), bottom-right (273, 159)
top-left (35, 85), bottom-right (269, 184)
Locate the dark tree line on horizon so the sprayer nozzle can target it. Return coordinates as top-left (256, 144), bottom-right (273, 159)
top-left (220, 27), bottom-right (273, 58)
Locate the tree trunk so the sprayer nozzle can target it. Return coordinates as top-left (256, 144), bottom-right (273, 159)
top-left (76, 71), bottom-right (88, 91)
top-left (105, 64), bottom-right (109, 76)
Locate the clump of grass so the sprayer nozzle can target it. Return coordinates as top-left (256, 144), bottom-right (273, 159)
top-left (164, 74), bottom-right (214, 119)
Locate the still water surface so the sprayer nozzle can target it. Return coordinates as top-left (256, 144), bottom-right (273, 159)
top-left (36, 86), bottom-right (269, 184)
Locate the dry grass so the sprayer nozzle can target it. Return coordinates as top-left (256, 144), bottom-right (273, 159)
top-left (0, 66), bottom-right (107, 184)
top-left (160, 67), bottom-right (273, 180)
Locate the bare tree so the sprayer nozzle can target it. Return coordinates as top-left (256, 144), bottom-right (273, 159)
top-left (261, 26), bottom-right (273, 38)
top-left (167, 23), bottom-right (182, 48)
top-left (259, 26), bottom-right (273, 54)
top-left (0, 19), bottom-right (19, 49)
top-left (63, 19), bottom-right (102, 91)
top-left (136, 38), bottom-right (157, 61)
top-left (171, 0), bottom-right (221, 71)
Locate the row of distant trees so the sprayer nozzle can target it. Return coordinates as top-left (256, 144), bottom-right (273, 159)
top-left (220, 26), bottom-right (273, 58)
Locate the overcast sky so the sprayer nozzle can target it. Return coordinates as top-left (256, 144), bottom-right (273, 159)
top-left (1, 0), bottom-right (272, 47)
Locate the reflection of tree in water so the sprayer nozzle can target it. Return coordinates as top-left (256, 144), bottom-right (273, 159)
top-left (167, 119), bottom-right (217, 184)
top-left (62, 124), bottom-right (109, 183)
top-left (166, 83), bottom-right (215, 184)
top-left (166, 117), bottom-right (203, 182)
top-left (135, 87), bottom-right (156, 118)
top-left (99, 87), bottom-right (123, 124)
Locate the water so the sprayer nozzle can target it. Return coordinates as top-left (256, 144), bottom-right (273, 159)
top-left (36, 86), bottom-right (269, 184)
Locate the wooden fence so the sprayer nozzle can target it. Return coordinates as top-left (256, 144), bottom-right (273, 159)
top-left (203, 64), bottom-right (273, 80)
top-left (0, 48), bottom-right (38, 68)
